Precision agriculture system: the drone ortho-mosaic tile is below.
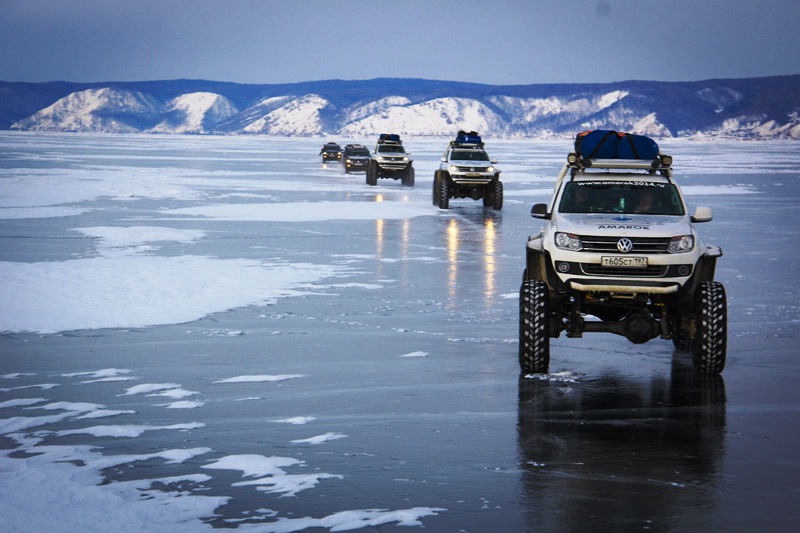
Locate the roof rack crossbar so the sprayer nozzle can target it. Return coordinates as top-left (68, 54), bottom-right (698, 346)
top-left (563, 152), bottom-right (673, 178)
top-left (582, 158), bottom-right (661, 170)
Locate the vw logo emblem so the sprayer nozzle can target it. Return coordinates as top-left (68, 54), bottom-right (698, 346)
top-left (617, 238), bottom-right (634, 253)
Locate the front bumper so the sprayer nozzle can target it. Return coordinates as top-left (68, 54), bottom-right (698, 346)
top-left (450, 175), bottom-right (495, 186)
top-left (345, 158), bottom-right (369, 170)
top-left (568, 279), bottom-right (681, 294)
top-left (377, 163), bottom-right (411, 171)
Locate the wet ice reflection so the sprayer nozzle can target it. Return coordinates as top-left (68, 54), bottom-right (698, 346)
top-left (517, 356), bottom-right (727, 530)
top-left (483, 217), bottom-right (497, 305)
top-left (444, 214), bottom-right (500, 310)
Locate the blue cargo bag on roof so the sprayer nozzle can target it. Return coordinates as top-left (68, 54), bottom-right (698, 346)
top-left (574, 130), bottom-right (619, 159)
top-left (379, 133), bottom-right (401, 143)
top-left (575, 130), bottom-right (660, 160)
top-left (617, 133), bottom-right (659, 160)
top-left (455, 130), bottom-right (482, 145)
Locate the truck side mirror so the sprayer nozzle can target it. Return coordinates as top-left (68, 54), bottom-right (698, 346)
top-left (691, 206), bottom-right (713, 223)
top-left (531, 203), bottom-right (550, 219)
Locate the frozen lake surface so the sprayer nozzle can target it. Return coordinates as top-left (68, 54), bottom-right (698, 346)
top-left (1, 132), bottom-right (799, 531)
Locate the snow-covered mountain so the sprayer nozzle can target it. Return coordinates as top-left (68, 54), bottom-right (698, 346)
top-left (3, 76), bottom-right (799, 139)
top-left (12, 88), bottom-right (161, 133)
top-left (150, 92), bottom-right (238, 134)
top-left (222, 94), bottom-right (330, 135)
top-left (340, 97), bottom-right (505, 137)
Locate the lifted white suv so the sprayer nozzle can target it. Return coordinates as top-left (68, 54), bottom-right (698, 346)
top-left (520, 142), bottom-right (726, 375)
top-left (433, 132), bottom-right (502, 209)
top-left (366, 134), bottom-right (415, 187)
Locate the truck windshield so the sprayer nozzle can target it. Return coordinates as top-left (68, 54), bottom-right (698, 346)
top-left (451, 150), bottom-right (489, 161)
top-left (379, 145), bottom-right (405, 153)
top-left (559, 181), bottom-right (685, 215)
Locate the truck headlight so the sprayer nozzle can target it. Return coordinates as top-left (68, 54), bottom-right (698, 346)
top-left (486, 166), bottom-right (494, 173)
top-left (449, 165), bottom-right (458, 173)
top-left (555, 232), bottom-right (582, 251)
top-left (668, 235), bottom-right (694, 253)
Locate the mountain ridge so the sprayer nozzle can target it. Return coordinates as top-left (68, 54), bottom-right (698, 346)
top-left (2, 75), bottom-right (799, 139)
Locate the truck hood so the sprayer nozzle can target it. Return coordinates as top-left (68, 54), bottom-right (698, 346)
top-left (554, 213), bottom-right (693, 237)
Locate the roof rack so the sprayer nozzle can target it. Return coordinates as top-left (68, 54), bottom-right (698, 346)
top-left (565, 152), bottom-right (673, 178)
top-left (452, 130), bottom-right (484, 148)
top-left (378, 133), bottom-right (402, 145)
top-left (450, 140), bottom-right (485, 148)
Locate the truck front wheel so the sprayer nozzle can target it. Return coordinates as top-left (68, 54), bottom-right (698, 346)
top-left (366, 163), bottom-right (377, 186)
top-left (692, 281), bottom-right (727, 373)
top-left (402, 166), bottom-right (415, 187)
top-left (491, 179), bottom-right (503, 210)
top-left (437, 175), bottom-right (450, 209)
top-left (519, 279), bottom-right (550, 374)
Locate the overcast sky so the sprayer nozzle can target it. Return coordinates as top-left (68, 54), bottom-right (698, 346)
top-left (2, 0), bottom-right (799, 86)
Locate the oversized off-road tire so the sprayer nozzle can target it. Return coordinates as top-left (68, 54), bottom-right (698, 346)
top-left (519, 279), bottom-right (550, 374)
top-left (402, 166), bottom-right (415, 187)
top-left (492, 179), bottom-right (504, 210)
top-left (671, 314), bottom-right (692, 350)
top-left (437, 174), bottom-right (450, 209)
top-left (672, 332), bottom-right (692, 351)
top-left (432, 171), bottom-right (441, 205)
top-left (366, 162), bottom-right (377, 186)
top-left (692, 281), bottom-right (727, 373)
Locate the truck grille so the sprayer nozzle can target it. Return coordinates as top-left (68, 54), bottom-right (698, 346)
top-left (581, 264), bottom-right (669, 277)
top-left (579, 236), bottom-right (672, 254)
top-left (454, 166), bottom-right (490, 173)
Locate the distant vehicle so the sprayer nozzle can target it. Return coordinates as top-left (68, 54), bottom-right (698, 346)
top-left (520, 130), bottom-right (726, 375)
top-left (341, 144), bottom-right (371, 173)
top-left (320, 142), bottom-right (342, 162)
top-left (366, 134), bottom-right (414, 186)
top-left (433, 131), bottom-right (502, 209)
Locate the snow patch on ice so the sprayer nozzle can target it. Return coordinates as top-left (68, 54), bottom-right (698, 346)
top-left (63, 368), bottom-right (132, 379)
top-left (74, 226), bottom-right (206, 256)
top-left (0, 206), bottom-right (91, 219)
top-left (523, 371), bottom-right (581, 383)
top-left (203, 454), bottom-right (342, 497)
top-left (159, 401), bottom-right (205, 409)
top-left (213, 375), bottom-right (304, 384)
top-left (273, 416), bottom-right (316, 425)
top-left (291, 432), bottom-right (348, 445)
top-left (247, 507), bottom-right (447, 531)
top-left (55, 422), bottom-right (205, 438)
top-left (122, 383), bottom-right (182, 396)
top-left (0, 444), bottom-right (221, 532)
top-left (400, 351), bottom-right (429, 358)
top-left (0, 398), bottom-right (47, 408)
top-left (0, 256), bottom-right (348, 334)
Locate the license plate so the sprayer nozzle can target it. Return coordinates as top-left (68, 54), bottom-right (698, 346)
top-left (601, 256), bottom-right (648, 268)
